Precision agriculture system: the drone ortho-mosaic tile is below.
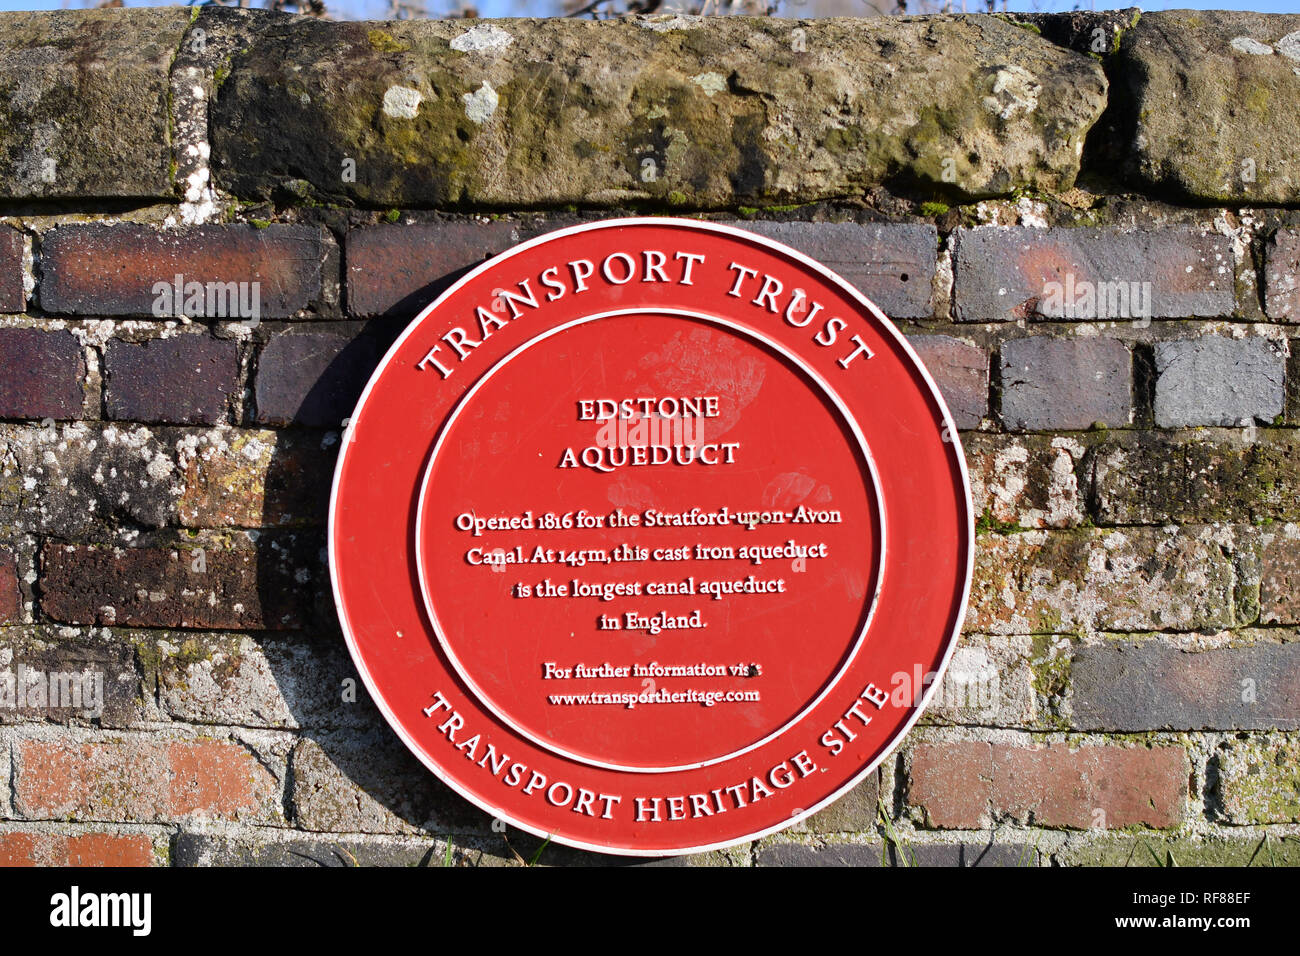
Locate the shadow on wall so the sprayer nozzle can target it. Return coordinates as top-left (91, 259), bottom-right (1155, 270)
top-left (251, 252), bottom-right (678, 867)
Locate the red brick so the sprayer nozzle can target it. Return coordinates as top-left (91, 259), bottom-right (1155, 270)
top-left (908, 741), bottom-right (1188, 829)
top-left (0, 226), bottom-right (25, 314)
top-left (1261, 528), bottom-right (1300, 626)
top-left (0, 327), bottom-right (85, 420)
top-left (907, 741), bottom-right (994, 829)
top-left (13, 738), bottom-right (278, 823)
top-left (14, 739), bottom-right (169, 821)
top-left (104, 335), bottom-right (239, 425)
top-left (0, 547), bottom-right (20, 624)
top-left (0, 831), bottom-right (152, 867)
top-left (169, 740), bottom-right (268, 817)
top-left (0, 833), bottom-right (37, 867)
top-left (40, 224), bottom-right (329, 317)
top-left (909, 335), bottom-right (988, 429)
top-left (39, 536), bottom-right (315, 630)
top-left (346, 222), bottom-right (518, 318)
top-left (65, 833), bottom-right (155, 867)
top-left (1265, 228), bottom-right (1300, 322)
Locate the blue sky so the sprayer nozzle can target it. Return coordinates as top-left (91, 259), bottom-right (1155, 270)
top-left (1, 1), bottom-right (1297, 20)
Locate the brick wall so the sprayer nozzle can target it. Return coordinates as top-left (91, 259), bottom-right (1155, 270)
top-left (1, 6), bottom-right (1298, 867)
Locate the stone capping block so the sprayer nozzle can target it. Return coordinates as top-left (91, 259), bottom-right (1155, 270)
top-left (954, 226), bottom-right (1233, 322)
top-left (1119, 10), bottom-right (1300, 204)
top-left (209, 14), bottom-right (1105, 207)
top-left (0, 8), bottom-right (195, 199)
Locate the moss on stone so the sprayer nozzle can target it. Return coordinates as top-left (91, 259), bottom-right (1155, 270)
top-left (204, 15), bottom-right (1105, 208)
top-left (975, 508), bottom-right (1024, 535)
top-left (1029, 634), bottom-right (1072, 701)
top-left (1063, 834), bottom-right (1300, 867)
top-left (367, 29), bottom-right (409, 53)
top-left (1221, 739), bottom-right (1300, 824)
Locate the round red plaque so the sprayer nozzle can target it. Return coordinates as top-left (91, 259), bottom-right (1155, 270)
top-left (330, 218), bottom-right (973, 856)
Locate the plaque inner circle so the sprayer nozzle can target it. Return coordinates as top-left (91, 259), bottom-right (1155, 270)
top-left (414, 309), bottom-right (885, 772)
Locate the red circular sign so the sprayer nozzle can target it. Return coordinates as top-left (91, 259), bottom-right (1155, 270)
top-left (330, 219), bottom-right (972, 856)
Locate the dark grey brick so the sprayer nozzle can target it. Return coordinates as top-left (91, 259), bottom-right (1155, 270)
top-left (0, 626), bottom-right (144, 727)
top-left (757, 841), bottom-right (1034, 866)
top-left (1289, 338), bottom-right (1300, 425)
top-left (736, 222), bottom-right (937, 319)
top-left (1153, 335), bottom-right (1285, 427)
top-left (1000, 337), bottom-right (1131, 430)
top-left (173, 832), bottom-right (449, 868)
top-left (104, 336), bottom-right (239, 425)
top-left (0, 227), bottom-right (25, 313)
top-left (954, 227), bottom-right (1233, 322)
top-left (346, 222), bottom-right (518, 318)
top-left (255, 330), bottom-right (379, 427)
top-left (40, 533), bottom-right (317, 631)
top-left (1072, 640), bottom-right (1300, 732)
